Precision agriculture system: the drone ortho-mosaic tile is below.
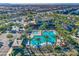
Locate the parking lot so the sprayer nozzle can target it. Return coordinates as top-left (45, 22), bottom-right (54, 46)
top-left (0, 40), bottom-right (10, 56)
top-left (0, 33), bottom-right (21, 56)
top-left (0, 34), bottom-right (9, 56)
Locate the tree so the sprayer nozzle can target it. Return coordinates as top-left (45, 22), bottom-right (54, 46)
top-left (39, 22), bottom-right (48, 30)
top-left (7, 33), bottom-right (14, 47)
top-left (36, 38), bottom-right (41, 48)
top-left (7, 33), bottom-right (13, 38)
top-left (44, 35), bottom-right (49, 46)
top-left (66, 49), bottom-right (78, 56)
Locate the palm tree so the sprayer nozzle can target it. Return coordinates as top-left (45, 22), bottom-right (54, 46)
top-left (44, 35), bottom-right (49, 46)
top-left (39, 22), bottom-right (47, 30)
top-left (36, 38), bottom-right (41, 48)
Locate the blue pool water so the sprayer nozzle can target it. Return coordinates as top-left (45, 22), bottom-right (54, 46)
top-left (31, 31), bottom-right (56, 46)
top-left (33, 31), bottom-right (38, 34)
top-left (31, 35), bottom-right (46, 45)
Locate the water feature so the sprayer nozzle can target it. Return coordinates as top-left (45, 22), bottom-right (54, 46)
top-left (30, 31), bottom-right (56, 47)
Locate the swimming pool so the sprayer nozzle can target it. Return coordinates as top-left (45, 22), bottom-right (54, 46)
top-left (33, 31), bottom-right (38, 34)
top-left (30, 31), bottom-right (56, 47)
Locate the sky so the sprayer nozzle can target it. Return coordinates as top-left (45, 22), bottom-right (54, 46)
top-left (0, 0), bottom-right (79, 4)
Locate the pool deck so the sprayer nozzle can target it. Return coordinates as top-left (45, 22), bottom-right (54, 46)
top-left (30, 30), bottom-right (57, 47)
top-left (30, 30), bottom-right (42, 38)
top-left (25, 30), bottom-right (62, 48)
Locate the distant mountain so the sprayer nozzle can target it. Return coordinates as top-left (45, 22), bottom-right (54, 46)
top-left (0, 3), bottom-right (79, 7)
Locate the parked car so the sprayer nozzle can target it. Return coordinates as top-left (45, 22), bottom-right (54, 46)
top-left (0, 42), bottom-right (3, 48)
